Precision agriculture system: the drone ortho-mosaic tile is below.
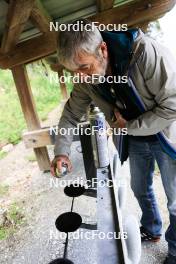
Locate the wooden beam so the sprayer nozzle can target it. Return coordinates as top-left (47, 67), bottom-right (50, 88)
top-left (0, 0), bottom-right (175, 69)
top-left (0, 32), bottom-right (57, 69)
top-left (30, 0), bottom-right (52, 33)
top-left (1, 0), bottom-right (35, 53)
top-left (23, 126), bottom-right (80, 149)
top-left (90, 0), bottom-right (176, 26)
top-left (23, 127), bottom-right (53, 148)
top-left (96, 0), bottom-right (114, 12)
top-left (133, 21), bottom-right (150, 32)
top-left (11, 65), bottom-right (50, 171)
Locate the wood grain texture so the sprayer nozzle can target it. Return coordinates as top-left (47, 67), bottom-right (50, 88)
top-left (1, 0), bottom-right (35, 53)
top-left (91, 0), bottom-right (176, 26)
top-left (0, 32), bottom-right (57, 69)
top-left (96, 0), bottom-right (114, 12)
top-left (30, 0), bottom-right (52, 33)
top-left (11, 65), bottom-right (50, 171)
top-left (0, 0), bottom-right (175, 68)
top-left (23, 126), bottom-right (82, 148)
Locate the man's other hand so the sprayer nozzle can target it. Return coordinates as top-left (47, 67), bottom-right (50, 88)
top-left (113, 109), bottom-right (127, 128)
top-left (50, 155), bottom-right (72, 177)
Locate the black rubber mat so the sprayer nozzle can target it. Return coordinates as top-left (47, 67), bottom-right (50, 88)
top-left (64, 184), bottom-right (86, 197)
top-left (55, 212), bottom-right (82, 233)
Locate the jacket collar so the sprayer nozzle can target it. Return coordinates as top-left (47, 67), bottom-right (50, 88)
top-left (101, 29), bottom-right (138, 75)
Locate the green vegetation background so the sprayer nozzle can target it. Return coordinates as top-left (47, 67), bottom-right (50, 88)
top-left (0, 62), bottom-right (72, 147)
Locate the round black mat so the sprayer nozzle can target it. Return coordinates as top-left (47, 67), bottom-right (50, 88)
top-left (55, 212), bottom-right (82, 232)
top-left (64, 184), bottom-right (85, 197)
top-left (48, 258), bottom-right (74, 264)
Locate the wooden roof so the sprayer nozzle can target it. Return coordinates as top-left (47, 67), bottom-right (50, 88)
top-left (0, 0), bottom-right (176, 69)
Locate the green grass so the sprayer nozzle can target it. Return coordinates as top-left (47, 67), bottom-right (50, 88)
top-left (0, 228), bottom-right (7, 240)
top-left (0, 150), bottom-right (8, 160)
top-left (0, 184), bottom-right (9, 196)
top-left (7, 203), bottom-right (24, 225)
top-left (0, 62), bottom-right (73, 147)
top-left (0, 203), bottom-right (25, 240)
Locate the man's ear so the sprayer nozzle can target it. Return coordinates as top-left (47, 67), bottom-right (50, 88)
top-left (99, 41), bottom-right (108, 59)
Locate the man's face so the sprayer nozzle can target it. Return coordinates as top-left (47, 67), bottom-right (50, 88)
top-left (63, 42), bottom-right (109, 81)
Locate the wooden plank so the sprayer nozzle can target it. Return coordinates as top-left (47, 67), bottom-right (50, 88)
top-left (96, 0), bottom-right (114, 12)
top-left (0, 32), bottom-right (57, 69)
top-left (23, 126), bottom-right (80, 149)
top-left (1, 0), bottom-right (35, 53)
top-left (90, 0), bottom-right (176, 26)
top-left (23, 127), bottom-right (53, 148)
top-left (0, 0), bottom-right (175, 69)
top-left (30, 0), bottom-right (52, 33)
top-left (11, 65), bottom-right (50, 171)
top-left (34, 147), bottom-right (51, 170)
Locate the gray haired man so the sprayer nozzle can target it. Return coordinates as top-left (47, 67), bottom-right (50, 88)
top-left (50, 19), bottom-right (176, 264)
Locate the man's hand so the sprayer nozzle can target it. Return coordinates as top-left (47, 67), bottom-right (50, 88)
top-left (50, 155), bottom-right (72, 177)
top-left (113, 109), bottom-right (127, 128)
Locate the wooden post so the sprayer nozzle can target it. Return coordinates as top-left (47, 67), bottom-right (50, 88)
top-left (58, 69), bottom-right (69, 100)
top-left (11, 64), bottom-right (50, 171)
top-left (49, 63), bottom-right (69, 100)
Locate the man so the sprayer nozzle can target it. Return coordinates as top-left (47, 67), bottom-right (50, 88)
top-left (50, 19), bottom-right (176, 264)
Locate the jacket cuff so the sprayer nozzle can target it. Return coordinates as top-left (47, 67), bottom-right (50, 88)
top-left (54, 146), bottom-right (70, 157)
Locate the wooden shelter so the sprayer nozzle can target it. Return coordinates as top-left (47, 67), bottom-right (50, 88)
top-left (0, 0), bottom-right (175, 171)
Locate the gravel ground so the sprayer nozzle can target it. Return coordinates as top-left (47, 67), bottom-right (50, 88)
top-left (0, 106), bottom-right (170, 264)
top-left (120, 160), bottom-right (169, 264)
top-left (0, 141), bottom-right (169, 264)
top-left (0, 141), bottom-right (97, 264)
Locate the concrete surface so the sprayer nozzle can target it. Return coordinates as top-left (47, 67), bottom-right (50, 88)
top-left (0, 140), bottom-right (170, 264)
